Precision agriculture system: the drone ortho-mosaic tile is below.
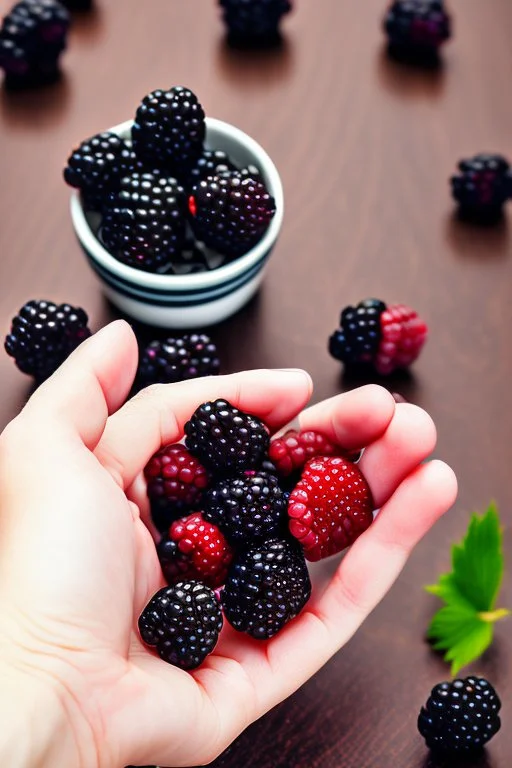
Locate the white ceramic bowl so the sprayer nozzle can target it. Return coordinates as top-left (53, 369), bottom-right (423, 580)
top-left (70, 117), bottom-right (283, 328)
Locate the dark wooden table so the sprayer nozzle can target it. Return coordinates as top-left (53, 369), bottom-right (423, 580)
top-left (1, 1), bottom-right (511, 766)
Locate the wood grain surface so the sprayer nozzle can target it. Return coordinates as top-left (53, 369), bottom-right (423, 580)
top-left (1, 1), bottom-right (511, 766)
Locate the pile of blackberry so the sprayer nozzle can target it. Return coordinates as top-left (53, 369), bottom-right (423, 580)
top-left (0, 0), bottom-right (70, 89)
top-left (139, 398), bottom-right (313, 668)
top-left (63, 85), bottom-right (276, 273)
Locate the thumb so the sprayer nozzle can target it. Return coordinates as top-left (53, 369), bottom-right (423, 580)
top-left (17, 320), bottom-right (138, 450)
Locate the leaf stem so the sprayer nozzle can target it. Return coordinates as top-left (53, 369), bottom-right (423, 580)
top-left (478, 608), bottom-right (511, 623)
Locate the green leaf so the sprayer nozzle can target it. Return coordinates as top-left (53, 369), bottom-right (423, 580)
top-left (450, 502), bottom-right (504, 611)
top-left (424, 502), bottom-right (509, 675)
top-left (427, 604), bottom-right (494, 676)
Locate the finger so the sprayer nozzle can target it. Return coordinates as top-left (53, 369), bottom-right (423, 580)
top-left (359, 402), bottom-right (437, 507)
top-left (95, 369), bottom-right (313, 489)
top-left (193, 460), bottom-right (457, 726)
top-left (296, 384), bottom-right (396, 449)
top-left (14, 321), bottom-right (138, 451)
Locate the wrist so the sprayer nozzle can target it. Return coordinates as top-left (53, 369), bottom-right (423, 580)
top-left (0, 662), bottom-right (98, 768)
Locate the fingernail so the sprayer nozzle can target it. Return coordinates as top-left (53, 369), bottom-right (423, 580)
top-left (391, 392), bottom-right (408, 404)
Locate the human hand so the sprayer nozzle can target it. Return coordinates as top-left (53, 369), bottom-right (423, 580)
top-left (0, 321), bottom-right (457, 768)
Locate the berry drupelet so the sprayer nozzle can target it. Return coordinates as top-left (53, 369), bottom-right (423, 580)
top-left (0, 0), bottom-right (70, 89)
top-left (219, 0), bottom-right (292, 46)
top-left (222, 537), bottom-right (311, 639)
top-left (383, 0), bottom-right (452, 61)
top-left (418, 676), bottom-right (501, 754)
top-left (138, 581), bottom-right (223, 669)
top-left (132, 86), bottom-right (206, 179)
top-left (187, 149), bottom-right (237, 191)
top-left (185, 399), bottom-right (270, 474)
top-left (189, 171), bottom-right (276, 259)
top-left (328, 298), bottom-right (428, 375)
top-left (451, 153), bottom-right (512, 223)
top-left (63, 132), bottom-right (137, 212)
top-left (100, 171), bottom-right (187, 272)
top-left (204, 471), bottom-right (288, 546)
top-left (137, 333), bottom-right (220, 389)
top-left (4, 299), bottom-right (91, 381)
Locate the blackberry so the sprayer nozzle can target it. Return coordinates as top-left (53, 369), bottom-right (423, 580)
top-left (63, 132), bottom-right (136, 212)
top-left (0, 0), bottom-right (70, 88)
top-left (204, 471), bottom-right (288, 545)
top-left (100, 171), bottom-right (187, 273)
top-left (189, 171), bottom-right (276, 259)
top-left (187, 149), bottom-right (237, 191)
top-left (384, 0), bottom-right (451, 60)
top-left (185, 399), bottom-right (270, 474)
top-left (4, 299), bottom-right (91, 381)
top-left (132, 86), bottom-right (206, 178)
top-left (144, 443), bottom-right (210, 517)
top-left (219, 0), bottom-right (292, 46)
top-left (328, 298), bottom-right (386, 367)
top-left (137, 333), bottom-right (220, 388)
top-left (149, 497), bottom-right (184, 534)
top-left (418, 676), bottom-right (501, 754)
top-left (138, 581), bottom-right (223, 669)
top-left (451, 153), bottom-right (512, 222)
top-left (222, 538), bottom-right (311, 639)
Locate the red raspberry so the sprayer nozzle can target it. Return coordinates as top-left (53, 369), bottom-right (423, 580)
top-left (144, 444), bottom-right (210, 512)
top-left (375, 303), bottom-right (428, 376)
top-left (288, 456), bottom-right (374, 561)
top-left (161, 512), bottom-right (234, 588)
top-left (269, 429), bottom-right (341, 476)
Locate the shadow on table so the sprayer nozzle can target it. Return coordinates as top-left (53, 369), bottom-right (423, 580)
top-left (0, 72), bottom-right (71, 129)
top-left (375, 45), bottom-right (446, 101)
top-left (444, 212), bottom-right (510, 261)
top-left (69, 3), bottom-right (103, 43)
top-left (215, 34), bottom-right (295, 91)
top-left (338, 365), bottom-right (420, 404)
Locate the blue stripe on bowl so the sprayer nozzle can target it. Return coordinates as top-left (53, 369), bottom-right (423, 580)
top-left (84, 251), bottom-right (267, 307)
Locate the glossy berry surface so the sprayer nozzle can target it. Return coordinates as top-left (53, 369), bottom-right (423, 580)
top-left (132, 86), bottom-right (206, 178)
top-left (63, 132), bottom-right (136, 212)
top-left (451, 153), bottom-right (512, 221)
top-left (0, 0), bottom-right (70, 88)
top-left (137, 333), bottom-right (220, 388)
top-left (204, 471), bottom-right (287, 545)
top-left (101, 172), bottom-right (187, 272)
top-left (222, 537), bottom-right (311, 639)
top-left (288, 456), bottom-right (374, 561)
top-left (219, 0), bottom-right (292, 44)
top-left (384, 0), bottom-right (451, 57)
top-left (4, 299), bottom-right (91, 381)
top-left (328, 298), bottom-right (386, 367)
top-left (418, 676), bottom-right (501, 753)
top-left (144, 444), bottom-right (210, 514)
top-left (269, 429), bottom-right (342, 477)
top-left (138, 581), bottom-right (223, 669)
top-left (158, 512), bottom-right (234, 589)
top-left (189, 171), bottom-right (276, 259)
top-left (187, 149), bottom-right (237, 190)
top-left (185, 399), bottom-right (270, 474)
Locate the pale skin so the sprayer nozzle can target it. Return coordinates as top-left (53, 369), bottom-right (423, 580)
top-left (0, 320), bottom-right (457, 768)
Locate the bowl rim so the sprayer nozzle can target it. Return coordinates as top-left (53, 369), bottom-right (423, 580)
top-left (70, 117), bottom-right (284, 292)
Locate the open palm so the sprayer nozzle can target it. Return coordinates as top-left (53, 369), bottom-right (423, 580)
top-left (0, 321), bottom-right (456, 768)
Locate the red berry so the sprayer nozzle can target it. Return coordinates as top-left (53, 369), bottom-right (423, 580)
top-left (375, 303), bottom-right (428, 376)
top-left (288, 456), bottom-right (374, 561)
top-left (269, 429), bottom-right (341, 476)
top-left (161, 512), bottom-right (234, 588)
top-left (144, 444), bottom-right (210, 512)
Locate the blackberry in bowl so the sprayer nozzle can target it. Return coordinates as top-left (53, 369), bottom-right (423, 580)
top-left (69, 117), bottom-right (283, 329)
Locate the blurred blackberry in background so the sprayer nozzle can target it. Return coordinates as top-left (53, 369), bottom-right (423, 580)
top-left (5, 299), bottom-right (91, 381)
top-left (0, 0), bottom-right (70, 89)
top-left (383, 0), bottom-right (451, 62)
top-left (451, 153), bottom-right (512, 222)
top-left (132, 86), bottom-right (206, 179)
top-left (137, 333), bottom-right (220, 388)
top-left (219, 0), bottom-right (292, 46)
top-left (63, 132), bottom-right (137, 212)
top-left (100, 172), bottom-right (187, 272)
